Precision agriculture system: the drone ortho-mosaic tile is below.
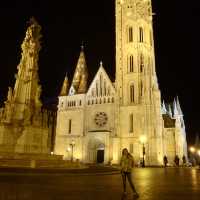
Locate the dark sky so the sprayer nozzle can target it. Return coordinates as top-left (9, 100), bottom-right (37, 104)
top-left (0, 0), bottom-right (199, 144)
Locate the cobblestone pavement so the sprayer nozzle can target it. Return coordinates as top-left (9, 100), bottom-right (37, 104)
top-left (0, 167), bottom-right (199, 200)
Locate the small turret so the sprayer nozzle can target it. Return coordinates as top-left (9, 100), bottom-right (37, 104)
top-left (161, 100), bottom-right (167, 114)
top-left (60, 73), bottom-right (69, 96)
top-left (176, 96), bottom-right (183, 116)
top-left (173, 98), bottom-right (179, 116)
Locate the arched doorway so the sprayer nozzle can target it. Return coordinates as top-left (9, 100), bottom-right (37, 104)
top-left (97, 143), bottom-right (105, 163)
top-left (87, 139), bottom-right (105, 164)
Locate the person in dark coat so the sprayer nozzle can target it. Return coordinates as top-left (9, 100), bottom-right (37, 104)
top-left (163, 155), bottom-right (168, 167)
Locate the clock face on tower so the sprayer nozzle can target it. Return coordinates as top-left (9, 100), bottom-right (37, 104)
top-left (94, 112), bottom-right (108, 127)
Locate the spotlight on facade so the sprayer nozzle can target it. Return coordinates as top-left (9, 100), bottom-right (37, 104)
top-left (50, 151), bottom-right (54, 155)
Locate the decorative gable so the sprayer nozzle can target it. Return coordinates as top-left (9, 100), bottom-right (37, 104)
top-left (86, 62), bottom-right (115, 100)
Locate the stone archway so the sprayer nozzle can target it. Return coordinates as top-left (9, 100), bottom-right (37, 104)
top-left (87, 139), bottom-right (105, 164)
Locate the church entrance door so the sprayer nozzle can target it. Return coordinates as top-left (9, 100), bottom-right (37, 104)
top-left (97, 150), bottom-right (104, 163)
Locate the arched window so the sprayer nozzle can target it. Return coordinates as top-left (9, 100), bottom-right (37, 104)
top-left (139, 27), bottom-right (144, 43)
top-left (128, 55), bottom-right (134, 72)
top-left (140, 54), bottom-right (144, 72)
top-left (129, 113), bottom-right (133, 133)
top-left (130, 84), bottom-right (134, 103)
top-left (128, 27), bottom-right (133, 42)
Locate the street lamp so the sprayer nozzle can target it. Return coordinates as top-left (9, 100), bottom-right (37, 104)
top-left (140, 135), bottom-right (147, 168)
top-left (189, 146), bottom-right (196, 166)
top-left (189, 147), bottom-right (196, 153)
top-left (69, 140), bottom-right (75, 162)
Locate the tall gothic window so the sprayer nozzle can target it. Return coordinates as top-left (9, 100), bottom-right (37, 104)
top-left (140, 54), bottom-right (144, 72)
top-left (129, 113), bottom-right (133, 133)
top-left (130, 84), bottom-right (135, 103)
top-left (139, 27), bottom-right (144, 43)
top-left (128, 27), bottom-right (133, 42)
top-left (128, 55), bottom-right (134, 72)
top-left (68, 119), bottom-right (72, 134)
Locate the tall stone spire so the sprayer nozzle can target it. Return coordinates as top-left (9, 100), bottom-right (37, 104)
top-left (173, 98), bottom-right (179, 116)
top-left (60, 73), bottom-right (69, 96)
top-left (176, 96), bottom-right (183, 116)
top-left (6, 17), bottom-right (42, 122)
top-left (71, 47), bottom-right (88, 94)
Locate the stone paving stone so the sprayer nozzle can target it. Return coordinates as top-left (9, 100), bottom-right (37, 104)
top-left (0, 167), bottom-right (199, 200)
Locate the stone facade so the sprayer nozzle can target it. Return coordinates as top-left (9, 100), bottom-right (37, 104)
top-left (54, 0), bottom-right (188, 166)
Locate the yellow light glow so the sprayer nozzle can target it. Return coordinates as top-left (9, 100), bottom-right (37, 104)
top-left (197, 150), bottom-right (200, 156)
top-left (50, 151), bottom-right (54, 155)
top-left (190, 147), bottom-right (196, 153)
top-left (67, 147), bottom-right (71, 152)
top-left (140, 135), bottom-right (147, 144)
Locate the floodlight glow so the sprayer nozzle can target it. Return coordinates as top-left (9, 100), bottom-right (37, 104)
top-left (140, 135), bottom-right (147, 144)
top-left (190, 147), bottom-right (196, 153)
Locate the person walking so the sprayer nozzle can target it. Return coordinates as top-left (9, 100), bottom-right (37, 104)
top-left (182, 155), bottom-right (186, 166)
top-left (120, 148), bottom-right (139, 198)
top-left (163, 155), bottom-right (168, 167)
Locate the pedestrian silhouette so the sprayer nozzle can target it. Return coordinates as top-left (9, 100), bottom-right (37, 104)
top-left (120, 148), bottom-right (139, 199)
top-left (163, 155), bottom-right (168, 167)
top-left (174, 155), bottom-right (180, 166)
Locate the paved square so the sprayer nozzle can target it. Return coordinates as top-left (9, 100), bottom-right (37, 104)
top-left (0, 167), bottom-right (199, 200)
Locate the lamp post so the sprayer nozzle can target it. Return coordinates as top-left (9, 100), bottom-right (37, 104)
top-left (140, 135), bottom-right (147, 168)
top-left (189, 146), bottom-right (196, 166)
top-left (69, 140), bottom-right (75, 162)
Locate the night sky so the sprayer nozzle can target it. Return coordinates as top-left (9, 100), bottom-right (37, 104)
top-left (0, 0), bottom-right (199, 144)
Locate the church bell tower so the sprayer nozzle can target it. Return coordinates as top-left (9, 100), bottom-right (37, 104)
top-left (115, 0), bottom-right (163, 165)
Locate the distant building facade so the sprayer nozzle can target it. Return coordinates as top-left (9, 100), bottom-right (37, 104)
top-left (54, 0), bottom-right (188, 165)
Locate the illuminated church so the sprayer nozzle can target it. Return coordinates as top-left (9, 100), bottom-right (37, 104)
top-left (54, 0), bottom-right (188, 165)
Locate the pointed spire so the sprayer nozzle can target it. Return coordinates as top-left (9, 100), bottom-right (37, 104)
top-left (100, 61), bottom-right (103, 66)
top-left (166, 104), bottom-right (172, 118)
top-left (161, 100), bottom-right (167, 114)
top-left (173, 98), bottom-right (179, 116)
top-left (71, 47), bottom-right (88, 94)
top-left (176, 96), bottom-right (183, 116)
top-left (60, 73), bottom-right (69, 96)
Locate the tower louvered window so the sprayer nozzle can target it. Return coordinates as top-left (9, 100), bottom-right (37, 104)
top-left (130, 84), bottom-right (134, 103)
top-left (129, 55), bottom-right (134, 72)
top-left (129, 27), bottom-right (133, 42)
top-left (139, 27), bottom-right (144, 43)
